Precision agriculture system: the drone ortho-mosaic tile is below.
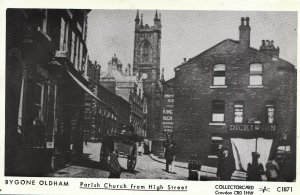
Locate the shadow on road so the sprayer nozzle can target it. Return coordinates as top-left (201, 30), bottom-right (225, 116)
top-left (75, 153), bottom-right (104, 170)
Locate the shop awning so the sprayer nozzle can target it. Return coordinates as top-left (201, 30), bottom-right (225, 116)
top-left (67, 70), bottom-right (101, 102)
top-left (66, 70), bottom-right (116, 115)
top-left (48, 57), bottom-right (117, 116)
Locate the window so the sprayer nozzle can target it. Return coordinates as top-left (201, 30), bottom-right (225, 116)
top-left (234, 101), bottom-right (244, 123)
top-left (212, 100), bottom-right (225, 122)
top-left (250, 63), bottom-right (263, 86)
top-left (70, 31), bottom-right (75, 64)
top-left (141, 41), bottom-right (151, 62)
top-left (59, 17), bottom-right (69, 51)
top-left (79, 42), bottom-right (83, 71)
top-left (210, 135), bottom-right (223, 155)
top-left (266, 103), bottom-right (275, 124)
top-left (74, 36), bottom-right (80, 70)
top-left (213, 64), bottom-right (226, 86)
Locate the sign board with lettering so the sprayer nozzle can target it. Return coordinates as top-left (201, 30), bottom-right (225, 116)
top-left (162, 93), bottom-right (174, 133)
top-left (228, 124), bottom-right (276, 132)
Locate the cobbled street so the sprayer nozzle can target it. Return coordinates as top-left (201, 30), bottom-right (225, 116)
top-left (49, 142), bottom-right (188, 180)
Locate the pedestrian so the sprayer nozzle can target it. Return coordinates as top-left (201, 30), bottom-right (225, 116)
top-left (108, 151), bottom-right (122, 178)
top-left (246, 152), bottom-right (264, 181)
top-left (188, 154), bottom-right (201, 180)
top-left (216, 146), bottom-right (235, 181)
top-left (137, 143), bottom-right (143, 156)
top-left (164, 134), bottom-right (176, 173)
top-left (265, 157), bottom-right (280, 181)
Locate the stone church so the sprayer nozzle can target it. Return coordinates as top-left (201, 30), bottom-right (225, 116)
top-left (133, 10), bottom-right (164, 154)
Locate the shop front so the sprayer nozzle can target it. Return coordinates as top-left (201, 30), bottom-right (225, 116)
top-left (227, 123), bottom-right (277, 171)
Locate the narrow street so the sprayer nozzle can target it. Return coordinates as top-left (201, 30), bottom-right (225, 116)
top-left (48, 142), bottom-right (188, 180)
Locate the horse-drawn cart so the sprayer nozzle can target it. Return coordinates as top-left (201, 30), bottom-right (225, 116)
top-left (100, 133), bottom-right (143, 172)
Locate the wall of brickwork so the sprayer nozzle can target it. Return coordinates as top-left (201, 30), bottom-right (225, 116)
top-left (173, 39), bottom-right (296, 162)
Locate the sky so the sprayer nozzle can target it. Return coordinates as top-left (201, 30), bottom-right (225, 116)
top-left (87, 10), bottom-right (297, 80)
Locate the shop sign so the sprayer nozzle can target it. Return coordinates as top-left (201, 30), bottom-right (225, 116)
top-left (228, 124), bottom-right (276, 132)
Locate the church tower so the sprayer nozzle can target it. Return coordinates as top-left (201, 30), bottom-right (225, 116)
top-left (133, 10), bottom-right (162, 96)
top-left (133, 10), bottom-right (162, 142)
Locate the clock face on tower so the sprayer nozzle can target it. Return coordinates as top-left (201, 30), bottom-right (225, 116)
top-left (141, 73), bottom-right (148, 80)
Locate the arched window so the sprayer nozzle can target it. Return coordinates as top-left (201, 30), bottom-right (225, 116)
top-left (141, 41), bottom-right (151, 62)
top-left (213, 64), bottom-right (226, 86)
top-left (250, 63), bottom-right (263, 86)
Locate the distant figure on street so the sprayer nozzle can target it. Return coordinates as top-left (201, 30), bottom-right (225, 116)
top-left (108, 151), bottom-right (122, 178)
top-left (188, 154), bottom-right (201, 180)
top-left (216, 146), bottom-right (235, 181)
top-left (265, 157), bottom-right (280, 181)
top-left (137, 143), bottom-right (143, 156)
top-left (164, 134), bottom-right (176, 173)
top-left (246, 152), bottom-right (264, 181)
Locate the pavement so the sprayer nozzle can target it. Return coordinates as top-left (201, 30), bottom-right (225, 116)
top-left (47, 142), bottom-right (247, 180)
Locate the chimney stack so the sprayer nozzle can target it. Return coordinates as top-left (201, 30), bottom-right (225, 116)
top-left (183, 58), bottom-right (186, 62)
top-left (239, 17), bottom-right (251, 48)
top-left (260, 39), bottom-right (280, 57)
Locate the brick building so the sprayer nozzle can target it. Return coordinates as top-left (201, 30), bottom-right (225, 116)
top-left (173, 17), bottom-right (296, 177)
top-left (83, 59), bottom-right (101, 141)
top-left (95, 84), bottom-right (131, 139)
top-left (5, 9), bottom-right (93, 176)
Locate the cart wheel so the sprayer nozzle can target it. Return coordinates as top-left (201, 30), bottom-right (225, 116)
top-left (100, 144), bottom-right (110, 168)
top-left (127, 144), bottom-right (137, 172)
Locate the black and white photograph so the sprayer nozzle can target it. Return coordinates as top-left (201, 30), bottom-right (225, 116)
top-left (3, 5), bottom-right (297, 189)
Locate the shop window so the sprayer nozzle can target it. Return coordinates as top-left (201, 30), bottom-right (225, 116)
top-left (212, 100), bottom-right (225, 122)
top-left (213, 64), bottom-right (226, 86)
top-left (210, 135), bottom-right (223, 155)
top-left (32, 82), bottom-right (44, 119)
top-left (250, 63), bottom-right (263, 86)
top-left (266, 103), bottom-right (275, 124)
top-left (234, 101), bottom-right (244, 123)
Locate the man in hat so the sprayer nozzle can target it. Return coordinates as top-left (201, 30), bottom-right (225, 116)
top-left (246, 152), bottom-right (264, 181)
top-left (217, 146), bottom-right (236, 181)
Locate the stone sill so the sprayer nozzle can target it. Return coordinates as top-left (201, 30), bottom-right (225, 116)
top-left (210, 85), bottom-right (227, 89)
top-left (209, 122), bottom-right (226, 126)
top-left (208, 155), bottom-right (218, 159)
top-left (247, 85), bottom-right (264, 88)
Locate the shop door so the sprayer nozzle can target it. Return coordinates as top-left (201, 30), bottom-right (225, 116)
top-left (230, 138), bottom-right (273, 171)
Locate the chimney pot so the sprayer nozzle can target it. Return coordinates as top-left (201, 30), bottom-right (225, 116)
top-left (241, 17), bottom-right (245, 26)
top-left (245, 17), bottom-right (250, 26)
top-left (183, 58), bottom-right (186, 62)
